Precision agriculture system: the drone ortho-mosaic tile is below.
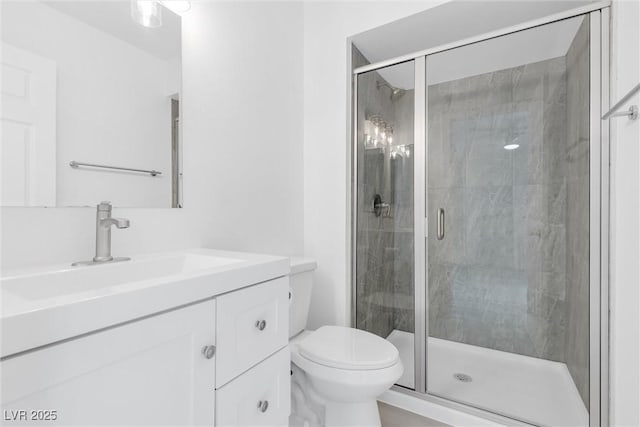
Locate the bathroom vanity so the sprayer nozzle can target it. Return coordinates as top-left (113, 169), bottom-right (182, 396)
top-left (0, 249), bottom-right (290, 426)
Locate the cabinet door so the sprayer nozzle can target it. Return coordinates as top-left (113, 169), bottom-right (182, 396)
top-left (1, 299), bottom-right (216, 426)
top-left (216, 347), bottom-right (290, 427)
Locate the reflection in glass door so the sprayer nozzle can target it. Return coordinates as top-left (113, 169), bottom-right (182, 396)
top-left (354, 59), bottom-right (416, 389)
top-left (426, 15), bottom-right (591, 426)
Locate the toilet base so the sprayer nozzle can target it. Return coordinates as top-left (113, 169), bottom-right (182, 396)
top-left (291, 364), bottom-right (384, 427)
top-left (289, 329), bottom-right (403, 427)
top-left (325, 400), bottom-right (381, 427)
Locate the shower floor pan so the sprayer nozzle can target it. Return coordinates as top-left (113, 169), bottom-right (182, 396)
top-left (386, 329), bottom-right (588, 426)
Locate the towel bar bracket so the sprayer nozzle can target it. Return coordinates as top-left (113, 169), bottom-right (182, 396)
top-left (606, 105), bottom-right (638, 120)
top-left (602, 83), bottom-right (640, 121)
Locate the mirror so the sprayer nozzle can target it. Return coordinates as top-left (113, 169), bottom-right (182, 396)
top-left (1, 1), bottom-right (182, 208)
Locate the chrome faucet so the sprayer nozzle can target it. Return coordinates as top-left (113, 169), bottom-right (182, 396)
top-left (72, 201), bottom-right (130, 266)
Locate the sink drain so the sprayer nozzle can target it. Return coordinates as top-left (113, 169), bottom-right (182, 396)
top-left (453, 373), bottom-right (472, 383)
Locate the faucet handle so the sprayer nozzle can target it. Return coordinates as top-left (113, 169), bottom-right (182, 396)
top-left (97, 201), bottom-right (112, 211)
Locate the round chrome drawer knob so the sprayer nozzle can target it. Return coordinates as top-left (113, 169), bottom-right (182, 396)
top-left (257, 400), bottom-right (269, 413)
top-left (255, 320), bottom-right (267, 331)
top-left (201, 345), bottom-right (215, 359)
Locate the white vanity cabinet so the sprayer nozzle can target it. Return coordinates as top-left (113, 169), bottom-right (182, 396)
top-left (1, 299), bottom-right (217, 426)
top-left (1, 274), bottom-right (291, 427)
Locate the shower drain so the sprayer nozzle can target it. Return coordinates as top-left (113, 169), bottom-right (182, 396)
top-left (453, 373), bottom-right (473, 383)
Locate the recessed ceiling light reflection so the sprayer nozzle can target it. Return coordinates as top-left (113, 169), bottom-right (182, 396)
top-left (504, 136), bottom-right (520, 150)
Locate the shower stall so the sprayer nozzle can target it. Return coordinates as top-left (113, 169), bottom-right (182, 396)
top-left (351, 7), bottom-right (609, 427)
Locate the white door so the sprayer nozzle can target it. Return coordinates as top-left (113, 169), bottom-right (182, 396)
top-left (1, 300), bottom-right (216, 425)
top-left (1, 43), bottom-right (56, 206)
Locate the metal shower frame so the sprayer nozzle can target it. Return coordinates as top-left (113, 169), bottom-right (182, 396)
top-left (348, 3), bottom-right (611, 426)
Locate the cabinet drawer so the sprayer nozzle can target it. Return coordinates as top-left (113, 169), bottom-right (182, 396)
top-left (216, 346), bottom-right (290, 427)
top-left (216, 277), bottom-right (289, 386)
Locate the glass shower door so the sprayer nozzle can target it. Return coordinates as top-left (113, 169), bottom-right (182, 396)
top-left (354, 59), bottom-right (415, 389)
top-left (425, 15), bottom-right (591, 426)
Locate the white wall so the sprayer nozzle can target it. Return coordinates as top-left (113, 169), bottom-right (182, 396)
top-left (181, 1), bottom-right (304, 258)
top-left (610, 1), bottom-right (640, 426)
top-left (0, 1), bottom-right (304, 271)
top-left (302, 1), bottom-right (441, 329)
top-left (2, 2), bottom-right (173, 208)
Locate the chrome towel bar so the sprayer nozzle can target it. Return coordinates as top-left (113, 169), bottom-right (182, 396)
top-left (69, 161), bottom-right (162, 176)
top-left (602, 82), bottom-right (639, 120)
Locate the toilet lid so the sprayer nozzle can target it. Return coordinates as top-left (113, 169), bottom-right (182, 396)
top-left (298, 326), bottom-right (399, 370)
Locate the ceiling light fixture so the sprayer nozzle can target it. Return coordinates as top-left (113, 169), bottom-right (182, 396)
top-left (364, 116), bottom-right (394, 150)
top-left (160, 0), bottom-right (192, 15)
top-left (131, 0), bottom-right (162, 28)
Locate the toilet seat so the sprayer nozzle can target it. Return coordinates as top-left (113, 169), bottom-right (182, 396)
top-left (297, 326), bottom-right (399, 370)
top-left (291, 339), bottom-right (403, 389)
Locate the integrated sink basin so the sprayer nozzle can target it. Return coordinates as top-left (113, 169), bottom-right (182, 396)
top-left (0, 248), bottom-right (289, 358)
top-left (2, 252), bottom-right (242, 301)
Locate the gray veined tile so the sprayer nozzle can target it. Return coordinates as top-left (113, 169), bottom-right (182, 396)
top-left (463, 186), bottom-right (515, 268)
top-left (544, 180), bottom-right (567, 226)
top-left (542, 224), bottom-right (566, 273)
top-left (390, 53), bottom-right (588, 365)
top-left (514, 63), bottom-right (544, 102)
top-left (542, 270), bottom-right (566, 301)
top-left (542, 299), bottom-right (567, 362)
top-left (526, 288), bottom-right (559, 320)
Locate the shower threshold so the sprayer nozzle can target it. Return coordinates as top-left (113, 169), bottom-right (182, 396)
top-left (386, 330), bottom-right (588, 426)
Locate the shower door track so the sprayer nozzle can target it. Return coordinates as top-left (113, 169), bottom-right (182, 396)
top-left (348, 3), bottom-right (611, 426)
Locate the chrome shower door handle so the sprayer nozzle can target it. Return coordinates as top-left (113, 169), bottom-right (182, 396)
top-left (437, 208), bottom-right (445, 240)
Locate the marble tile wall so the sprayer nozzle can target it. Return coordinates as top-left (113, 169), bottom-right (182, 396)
top-left (564, 18), bottom-right (590, 409)
top-left (354, 47), bottom-right (415, 338)
top-left (427, 55), bottom-right (570, 361)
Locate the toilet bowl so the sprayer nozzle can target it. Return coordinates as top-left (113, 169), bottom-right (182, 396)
top-left (289, 258), bottom-right (403, 427)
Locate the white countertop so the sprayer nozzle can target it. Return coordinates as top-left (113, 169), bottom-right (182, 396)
top-left (0, 248), bottom-right (289, 358)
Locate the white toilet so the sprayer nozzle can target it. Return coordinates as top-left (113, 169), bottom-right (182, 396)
top-left (288, 258), bottom-right (403, 427)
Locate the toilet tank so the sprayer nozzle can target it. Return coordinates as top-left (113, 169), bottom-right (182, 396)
top-left (289, 257), bottom-right (317, 338)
